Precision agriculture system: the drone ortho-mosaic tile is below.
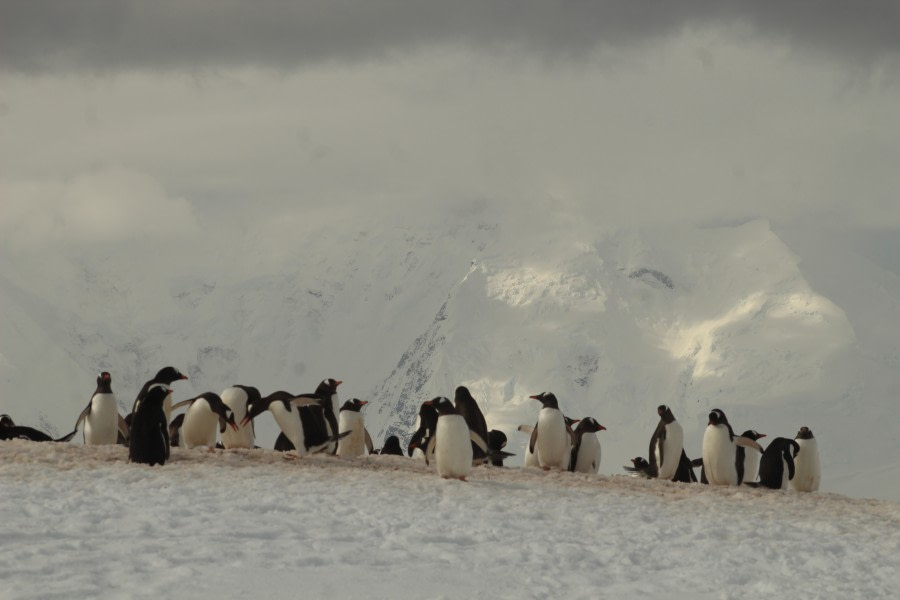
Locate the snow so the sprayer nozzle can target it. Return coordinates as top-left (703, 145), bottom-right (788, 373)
top-left (2, 441), bottom-right (898, 599)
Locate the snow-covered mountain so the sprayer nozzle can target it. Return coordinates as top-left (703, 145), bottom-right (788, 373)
top-left (2, 205), bottom-right (899, 500)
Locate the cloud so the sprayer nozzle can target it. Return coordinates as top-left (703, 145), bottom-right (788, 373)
top-left (1, 1), bottom-right (897, 74)
top-left (0, 168), bottom-right (197, 249)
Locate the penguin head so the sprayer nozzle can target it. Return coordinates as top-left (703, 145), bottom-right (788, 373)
top-left (98, 371), bottom-right (112, 383)
top-left (424, 396), bottom-right (456, 416)
top-left (380, 435), bottom-right (403, 455)
top-left (454, 386), bottom-right (474, 403)
top-left (796, 426), bottom-right (815, 440)
top-left (488, 429), bottom-right (508, 451)
top-left (316, 378), bottom-right (342, 393)
top-left (576, 417), bottom-right (607, 433)
top-left (241, 391), bottom-right (286, 426)
top-left (741, 429), bottom-right (766, 441)
top-left (340, 398), bottom-right (368, 412)
top-left (657, 405), bottom-right (676, 423)
top-left (154, 366), bottom-right (188, 385)
top-left (529, 392), bottom-right (559, 409)
top-left (632, 457), bottom-right (650, 469)
top-left (0, 414), bottom-right (14, 428)
top-left (219, 408), bottom-right (239, 433)
top-left (708, 408), bottom-right (728, 426)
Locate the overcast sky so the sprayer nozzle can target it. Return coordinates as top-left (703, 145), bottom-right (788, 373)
top-left (2, 1), bottom-right (899, 253)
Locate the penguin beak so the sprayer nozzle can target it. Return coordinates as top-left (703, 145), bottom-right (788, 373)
top-left (529, 395), bottom-right (540, 400)
top-left (757, 433), bottom-right (767, 439)
top-left (598, 424), bottom-right (607, 431)
top-left (335, 380), bottom-right (343, 386)
top-left (360, 400), bottom-right (368, 406)
top-left (240, 415), bottom-right (252, 427)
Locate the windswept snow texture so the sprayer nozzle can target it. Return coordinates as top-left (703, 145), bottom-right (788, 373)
top-left (1, 442), bottom-right (898, 599)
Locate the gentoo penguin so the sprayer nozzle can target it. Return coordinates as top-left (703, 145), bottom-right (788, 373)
top-left (488, 430), bottom-right (510, 467)
top-left (131, 366), bottom-right (189, 424)
top-left (74, 371), bottom-right (130, 445)
top-left (0, 415), bottom-right (77, 442)
top-left (336, 399), bottom-right (373, 458)
top-left (623, 457), bottom-right (655, 478)
top-left (701, 408), bottom-right (764, 486)
top-left (424, 397), bottom-right (473, 480)
top-left (649, 405), bottom-right (684, 481)
top-left (453, 386), bottom-right (490, 464)
top-left (242, 390), bottom-right (347, 455)
top-left (569, 417), bottom-right (606, 474)
top-left (408, 401), bottom-right (439, 463)
top-left (756, 437), bottom-right (800, 490)
top-left (529, 392), bottom-right (569, 470)
top-left (790, 427), bottom-right (821, 492)
top-left (274, 379), bottom-right (343, 455)
top-left (378, 435), bottom-right (404, 456)
top-left (736, 430), bottom-right (766, 484)
top-left (129, 386), bottom-right (172, 466)
top-left (170, 392), bottom-right (238, 449)
top-left (219, 385), bottom-right (261, 449)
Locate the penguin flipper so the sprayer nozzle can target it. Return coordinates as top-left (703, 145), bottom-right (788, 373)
top-left (786, 455), bottom-right (796, 481)
top-left (528, 425), bottom-right (538, 455)
top-left (74, 401), bottom-right (92, 432)
top-left (117, 414), bottom-right (130, 442)
top-left (517, 424), bottom-right (534, 434)
top-left (424, 435), bottom-right (437, 466)
top-left (170, 399), bottom-right (194, 412)
top-left (469, 431), bottom-right (489, 454)
top-left (364, 429), bottom-right (374, 454)
top-left (54, 429), bottom-right (79, 442)
top-left (307, 430), bottom-right (352, 454)
top-left (735, 436), bottom-right (764, 453)
top-left (289, 397), bottom-right (322, 408)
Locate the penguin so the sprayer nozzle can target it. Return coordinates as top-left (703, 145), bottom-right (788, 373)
top-left (219, 385), bottom-right (261, 449)
top-left (487, 430), bottom-right (510, 467)
top-left (790, 427), bottom-right (821, 492)
top-left (170, 392), bottom-right (238, 449)
top-left (131, 366), bottom-right (189, 424)
top-left (0, 415), bottom-right (77, 442)
top-left (274, 379), bottom-right (343, 455)
top-left (336, 399), bottom-right (373, 458)
top-left (649, 405), bottom-right (684, 481)
top-left (673, 450), bottom-right (699, 483)
top-left (623, 457), bottom-right (655, 478)
top-left (242, 390), bottom-right (348, 455)
top-left (378, 435), bottom-right (404, 456)
top-left (168, 413), bottom-right (185, 448)
top-left (736, 430), bottom-right (766, 484)
top-left (569, 417), bottom-right (606, 474)
top-left (528, 392), bottom-right (568, 470)
top-left (129, 386), bottom-right (172, 466)
top-left (424, 397), bottom-right (472, 480)
top-left (453, 386), bottom-right (490, 464)
top-left (701, 409), bottom-right (764, 486)
top-left (756, 437), bottom-right (800, 490)
top-left (408, 401), bottom-right (439, 463)
top-left (73, 371), bottom-right (130, 445)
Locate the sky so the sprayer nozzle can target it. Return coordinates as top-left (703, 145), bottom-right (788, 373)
top-left (1, 2), bottom-right (899, 251)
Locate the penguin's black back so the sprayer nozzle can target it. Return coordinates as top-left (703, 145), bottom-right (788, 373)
top-left (757, 437), bottom-right (799, 489)
top-left (380, 435), bottom-right (403, 456)
top-left (129, 387), bottom-right (170, 466)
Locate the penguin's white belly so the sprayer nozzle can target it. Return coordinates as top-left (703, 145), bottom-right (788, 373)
top-left (657, 422), bottom-right (684, 481)
top-left (535, 408), bottom-right (567, 469)
top-left (85, 393), bottom-right (119, 445)
top-left (523, 443), bottom-right (540, 468)
top-left (181, 399), bottom-right (218, 449)
top-left (791, 439), bottom-right (820, 492)
top-left (337, 411), bottom-right (367, 457)
top-left (434, 415), bottom-right (473, 479)
top-left (703, 425), bottom-right (738, 485)
top-left (743, 449), bottom-right (762, 483)
top-left (270, 403), bottom-right (306, 455)
top-left (572, 433), bottom-right (601, 474)
top-left (220, 388), bottom-right (254, 449)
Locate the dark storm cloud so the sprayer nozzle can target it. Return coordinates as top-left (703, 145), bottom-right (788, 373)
top-left (1, 1), bottom-right (898, 73)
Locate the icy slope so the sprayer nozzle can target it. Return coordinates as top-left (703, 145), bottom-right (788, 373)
top-left (1, 442), bottom-right (898, 600)
top-left (1, 210), bottom-right (898, 500)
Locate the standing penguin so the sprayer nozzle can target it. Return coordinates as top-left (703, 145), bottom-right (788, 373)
top-left (736, 430), bottom-right (766, 484)
top-left (336, 399), bottom-right (373, 458)
top-left (275, 379), bottom-right (342, 455)
top-left (701, 409), bottom-right (763, 486)
top-left (756, 437), bottom-right (800, 490)
top-left (424, 397), bottom-right (473, 480)
top-left (73, 372), bottom-right (130, 445)
top-left (170, 392), bottom-right (238, 449)
top-left (529, 392), bottom-right (568, 470)
top-left (219, 385), bottom-right (260, 449)
top-left (408, 401), bottom-right (439, 463)
top-left (453, 386), bottom-right (490, 464)
top-left (569, 417), bottom-right (606, 474)
top-left (129, 386), bottom-right (172, 466)
top-left (790, 427), bottom-right (821, 492)
top-left (649, 405), bottom-right (684, 481)
top-left (131, 366), bottom-right (189, 424)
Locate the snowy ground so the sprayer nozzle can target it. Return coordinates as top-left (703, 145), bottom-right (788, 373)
top-left (1, 441), bottom-right (898, 600)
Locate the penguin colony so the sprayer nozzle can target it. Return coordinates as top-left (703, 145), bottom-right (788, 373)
top-left (0, 369), bottom-right (821, 492)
